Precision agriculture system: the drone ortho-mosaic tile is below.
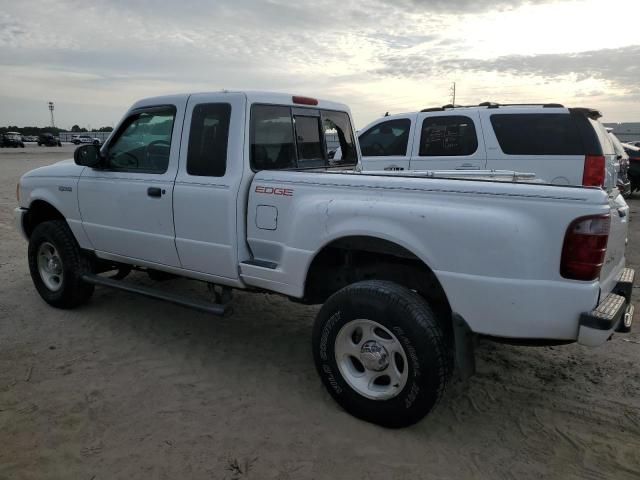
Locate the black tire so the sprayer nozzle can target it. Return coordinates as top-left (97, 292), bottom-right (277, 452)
top-left (312, 280), bottom-right (451, 428)
top-left (28, 220), bottom-right (94, 308)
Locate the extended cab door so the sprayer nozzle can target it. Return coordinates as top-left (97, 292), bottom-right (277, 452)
top-left (172, 92), bottom-right (246, 280)
top-left (409, 111), bottom-right (486, 170)
top-left (78, 98), bottom-right (186, 266)
top-left (359, 115), bottom-right (415, 171)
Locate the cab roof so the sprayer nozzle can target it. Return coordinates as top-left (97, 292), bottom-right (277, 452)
top-left (130, 91), bottom-right (350, 114)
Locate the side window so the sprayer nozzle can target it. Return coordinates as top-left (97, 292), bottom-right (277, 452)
top-left (187, 103), bottom-right (231, 177)
top-left (359, 119), bottom-right (411, 157)
top-left (107, 107), bottom-right (176, 173)
top-left (294, 115), bottom-right (325, 168)
top-left (419, 115), bottom-right (478, 156)
top-left (490, 114), bottom-right (584, 155)
top-left (250, 105), bottom-right (296, 170)
top-left (322, 110), bottom-right (357, 165)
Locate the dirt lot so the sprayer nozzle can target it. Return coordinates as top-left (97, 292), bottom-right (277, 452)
top-left (1, 145), bottom-right (639, 480)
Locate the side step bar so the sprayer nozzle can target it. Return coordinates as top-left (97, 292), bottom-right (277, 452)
top-left (81, 274), bottom-right (229, 316)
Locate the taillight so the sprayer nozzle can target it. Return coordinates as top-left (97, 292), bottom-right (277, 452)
top-left (582, 155), bottom-right (605, 187)
top-left (560, 214), bottom-right (610, 281)
top-left (292, 95), bottom-right (318, 106)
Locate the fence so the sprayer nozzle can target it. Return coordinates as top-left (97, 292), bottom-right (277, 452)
top-left (58, 131), bottom-right (112, 143)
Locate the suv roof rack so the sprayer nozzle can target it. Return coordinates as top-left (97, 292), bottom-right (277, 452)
top-left (420, 102), bottom-right (565, 112)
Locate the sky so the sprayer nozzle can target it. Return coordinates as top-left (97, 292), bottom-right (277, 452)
top-left (0, 0), bottom-right (639, 130)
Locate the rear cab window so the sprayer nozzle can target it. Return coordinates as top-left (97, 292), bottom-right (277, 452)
top-left (250, 104), bottom-right (357, 170)
top-left (186, 103), bottom-right (231, 177)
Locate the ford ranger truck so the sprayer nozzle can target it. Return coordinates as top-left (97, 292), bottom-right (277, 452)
top-left (14, 91), bottom-right (634, 428)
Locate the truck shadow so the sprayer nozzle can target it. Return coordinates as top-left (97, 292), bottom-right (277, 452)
top-left (80, 273), bottom-right (640, 478)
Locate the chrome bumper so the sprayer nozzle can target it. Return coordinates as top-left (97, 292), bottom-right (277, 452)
top-left (577, 268), bottom-right (634, 346)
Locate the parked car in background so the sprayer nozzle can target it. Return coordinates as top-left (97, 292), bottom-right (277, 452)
top-left (623, 143), bottom-right (640, 193)
top-left (608, 131), bottom-right (631, 198)
top-left (22, 135), bottom-right (38, 142)
top-left (71, 134), bottom-right (101, 145)
top-left (1, 132), bottom-right (25, 148)
top-left (38, 133), bottom-right (62, 147)
top-left (340, 103), bottom-right (618, 190)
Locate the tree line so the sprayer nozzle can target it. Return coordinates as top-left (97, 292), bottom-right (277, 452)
top-left (0, 125), bottom-right (114, 135)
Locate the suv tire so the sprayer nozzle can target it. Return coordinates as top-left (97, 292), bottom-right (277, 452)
top-left (312, 280), bottom-right (451, 428)
top-left (28, 220), bottom-right (94, 309)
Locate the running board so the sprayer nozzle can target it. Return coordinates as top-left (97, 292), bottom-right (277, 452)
top-left (81, 274), bottom-right (229, 316)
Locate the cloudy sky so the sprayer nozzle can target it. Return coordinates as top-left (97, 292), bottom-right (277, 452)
top-left (1, 0), bottom-right (639, 129)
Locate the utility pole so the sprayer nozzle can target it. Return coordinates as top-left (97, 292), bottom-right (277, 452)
top-left (449, 82), bottom-right (456, 106)
top-left (48, 102), bottom-right (55, 128)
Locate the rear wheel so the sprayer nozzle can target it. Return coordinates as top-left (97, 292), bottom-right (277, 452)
top-left (28, 220), bottom-right (94, 308)
top-left (312, 280), bottom-right (451, 428)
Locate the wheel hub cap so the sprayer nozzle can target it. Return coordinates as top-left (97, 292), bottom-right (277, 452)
top-left (334, 319), bottom-right (409, 401)
top-left (360, 341), bottom-right (389, 372)
top-left (37, 242), bottom-right (63, 292)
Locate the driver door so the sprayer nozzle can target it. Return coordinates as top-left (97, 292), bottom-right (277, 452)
top-left (78, 101), bottom-right (185, 267)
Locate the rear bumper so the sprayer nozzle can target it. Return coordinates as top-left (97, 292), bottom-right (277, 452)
top-left (577, 268), bottom-right (635, 346)
top-left (618, 179), bottom-right (631, 196)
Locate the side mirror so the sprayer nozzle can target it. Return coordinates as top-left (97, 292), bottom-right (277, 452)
top-left (74, 144), bottom-right (103, 168)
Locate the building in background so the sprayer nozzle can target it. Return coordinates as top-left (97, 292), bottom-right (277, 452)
top-left (604, 123), bottom-right (640, 143)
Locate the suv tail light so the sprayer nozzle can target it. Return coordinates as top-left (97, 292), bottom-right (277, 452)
top-left (561, 214), bottom-right (610, 281)
top-left (582, 155), bottom-right (605, 187)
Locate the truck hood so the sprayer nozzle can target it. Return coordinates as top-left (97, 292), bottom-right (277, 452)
top-left (23, 158), bottom-right (84, 178)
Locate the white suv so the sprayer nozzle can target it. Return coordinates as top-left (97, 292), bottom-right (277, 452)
top-left (348, 103), bottom-right (617, 188)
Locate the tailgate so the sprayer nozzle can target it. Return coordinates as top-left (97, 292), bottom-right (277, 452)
top-left (600, 192), bottom-right (629, 295)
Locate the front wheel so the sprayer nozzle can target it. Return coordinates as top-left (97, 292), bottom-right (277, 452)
top-left (312, 280), bottom-right (451, 428)
top-left (28, 220), bottom-right (94, 308)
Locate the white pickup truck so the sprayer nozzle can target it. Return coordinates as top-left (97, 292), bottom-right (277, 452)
top-left (15, 91), bottom-right (635, 428)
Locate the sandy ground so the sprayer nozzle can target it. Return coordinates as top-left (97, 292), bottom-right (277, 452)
top-left (1, 144), bottom-right (639, 480)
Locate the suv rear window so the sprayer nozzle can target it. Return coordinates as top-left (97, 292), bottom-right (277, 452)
top-left (490, 114), bottom-right (584, 155)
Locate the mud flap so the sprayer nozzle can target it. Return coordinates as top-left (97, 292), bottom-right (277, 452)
top-left (453, 313), bottom-right (476, 380)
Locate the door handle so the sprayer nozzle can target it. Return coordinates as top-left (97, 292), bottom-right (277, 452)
top-left (147, 187), bottom-right (162, 197)
top-left (456, 163), bottom-right (476, 170)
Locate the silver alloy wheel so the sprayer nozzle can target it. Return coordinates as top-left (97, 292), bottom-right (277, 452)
top-left (37, 242), bottom-right (63, 292)
top-left (334, 319), bottom-right (409, 400)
